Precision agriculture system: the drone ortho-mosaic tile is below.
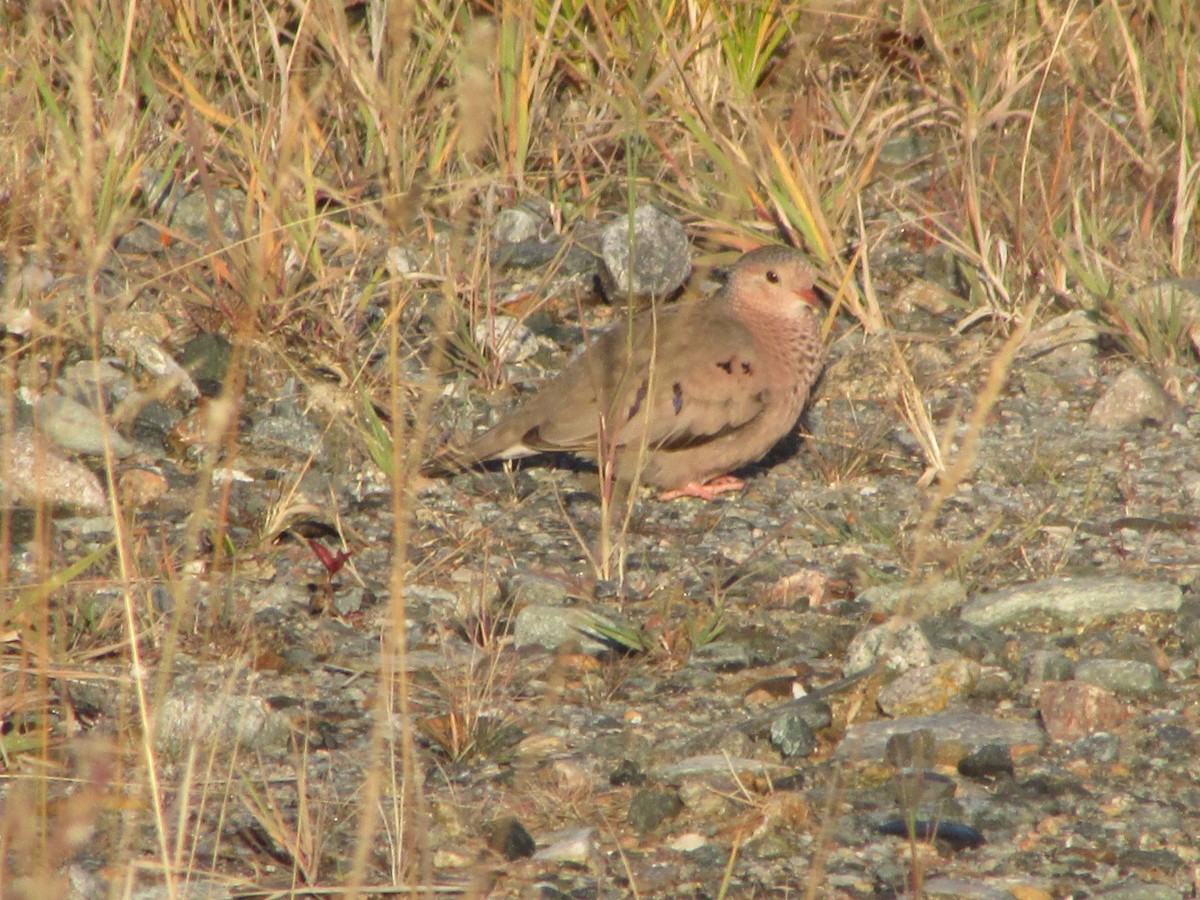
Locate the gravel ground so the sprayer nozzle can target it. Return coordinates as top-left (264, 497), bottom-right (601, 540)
top-left (5, 211), bottom-right (1200, 899)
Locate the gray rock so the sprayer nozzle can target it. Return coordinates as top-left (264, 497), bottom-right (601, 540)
top-left (60, 358), bottom-right (130, 401)
top-left (844, 620), bottom-right (934, 674)
top-left (493, 207), bottom-right (545, 244)
top-left (876, 657), bottom-right (980, 717)
top-left (1026, 650), bottom-right (1075, 683)
top-left (1088, 367), bottom-right (1184, 428)
top-left (177, 333), bottom-right (233, 397)
top-left (533, 827), bottom-right (598, 864)
top-left (156, 686), bottom-right (290, 756)
top-left (599, 205), bottom-right (690, 298)
top-left (491, 237), bottom-right (597, 273)
top-left (1092, 881), bottom-right (1185, 900)
top-left (1073, 658), bottom-right (1164, 698)
top-left (1072, 731), bottom-right (1120, 762)
top-left (129, 883), bottom-right (231, 900)
top-left (627, 788), bottom-right (683, 834)
top-left (506, 572), bottom-right (572, 606)
top-left (689, 640), bottom-right (752, 672)
top-left (132, 400), bottom-right (181, 446)
top-left (104, 325), bottom-right (200, 401)
top-left (769, 709), bottom-right (818, 758)
top-left (0, 429), bottom-right (108, 512)
top-left (858, 579), bottom-right (966, 616)
top-left (385, 245), bottom-right (421, 276)
top-left (331, 585), bottom-right (371, 617)
top-left (512, 604), bottom-right (616, 654)
top-left (839, 711), bottom-right (1045, 761)
top-left (486, 815), bottom-right (536, 860)
top-left (169, 187), bottom-right (246, 244)
top-left (36, 393), bottom-right (134, 457)
top-left (649, 754), bottom-right (793, 783)
top-left (1019, 309), bottom-right (1102, 360)
top-left (918, 878), bottom-right (1016, 899)
top-left (473, 314), bottom-right (540, 364)
top-left (919, 617), bottom-right (1006, 662)
top-left (248, 396), bottom-right (324, 458)
top-left (961, 577), bottom-right (1182, 627)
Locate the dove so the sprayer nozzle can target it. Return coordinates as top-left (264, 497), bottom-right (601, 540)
top-left (431, 245), bottom-right (826, 500)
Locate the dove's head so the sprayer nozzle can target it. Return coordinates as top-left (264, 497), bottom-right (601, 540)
top-left (726, 246), bottom-right (822, 317)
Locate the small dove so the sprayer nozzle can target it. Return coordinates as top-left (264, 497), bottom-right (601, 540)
top-left (431, 245), bottom-right (826, 500)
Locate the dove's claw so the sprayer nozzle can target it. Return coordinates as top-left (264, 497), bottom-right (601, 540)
top-left (658, 475), bottom-right (745, 501)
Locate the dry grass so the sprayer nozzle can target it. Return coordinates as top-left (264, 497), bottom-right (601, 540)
top-left (1, 0), bottom-right (1198, 895)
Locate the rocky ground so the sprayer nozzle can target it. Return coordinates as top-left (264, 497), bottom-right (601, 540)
top-left (4, 200), bottom-right (1200, 900)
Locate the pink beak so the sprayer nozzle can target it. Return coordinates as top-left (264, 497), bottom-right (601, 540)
top-left (797, 286), bottom-right (821, 309)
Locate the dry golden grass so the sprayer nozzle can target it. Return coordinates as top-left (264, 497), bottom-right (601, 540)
top-left (1, 0), bottom-right (1198, 895)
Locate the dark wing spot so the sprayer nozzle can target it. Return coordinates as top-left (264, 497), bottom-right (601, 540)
top-left (672, 382), bottom-right (684, 415)
top-left (716, 359), bottom-right (734, 374)
top-left (741, 361), bottom-right (753, 375)
top-left (627, 381), bottom-right (648, 423)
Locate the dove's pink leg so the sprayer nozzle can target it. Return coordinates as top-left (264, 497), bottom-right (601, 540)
top-left (658, 475), bottom-right (746, 501)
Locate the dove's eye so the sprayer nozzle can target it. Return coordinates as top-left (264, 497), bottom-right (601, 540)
top-left (765, 270), bottom-right (780, 284)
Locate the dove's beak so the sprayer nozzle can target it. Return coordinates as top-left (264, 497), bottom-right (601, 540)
top-left (797, 286), bottom-right (822, 309)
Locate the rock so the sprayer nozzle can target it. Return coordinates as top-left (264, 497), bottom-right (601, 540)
top-left (1037, 681), bottom-right (1128, 742)
top-left (177, 333), bottom-right (234, 397)
top-left (957, 743), bottom-right (1014, 780)
top-left (918, 876), bottom-right (1018, 898)
top-left (627, 788), bottom-right (683, 834)
top-left (533, 827), bottom-right (598, 864)
top-left (37, 393), bottom-right (134, 457)
top-left (473, 314), bottom-right (539, 364)
top-left (1020, 309), bottom-right (1102, 360)
top-left (104, 322), bottom-right (200, 401)
top-left (493, 206), bottom-right (545, 244)
top-left (1026, 650), bottom-right (1074, 683)
top-left (769, 709), bottom-right (817, 758)
top-left (876, 658), bottom-right (980, 717)
top-left (961, 577), bottom-right (1182, 628)
top-left (247, 388), bottom-right (324, 457)
top-left (858, 579), bottom-right (966, 617)
top-left (116, 467), bottom-right (169, 507)
top-left (486, 816), bottom-right (536, 860)
top-left (599, 205), bottom-right (690, 299)
top-left (689, 640), bottom-right (752, 672)
top-left (1088, 367), bottom-right (1184, 428)
top-left (1092, 879), bottom-right (1184, 899)
top-left (156, 685), bottom-right (290, 756)
top-left (919, 617), bottom-right (1006, 662)
top-left (506, 572), bottom-right (573, 606)
top-left (649, 755), bottom-right (793, 783)
top-left (667, 832), bottom-right (708, 852)
top-left (512, 604), bottom-right (617, 654)
top-left (844, 620), bottom-right (935, 675)
top-left (1073, 658), bottom-right (1164, 699)
top-left (839, 711), bottom-right (1045, 762)
top-left (609, 759), bottom-right (646, 787)
top-left (0, 429), bottom-right (107, 512)
top-left (169, 187), bottom-right (246, 244)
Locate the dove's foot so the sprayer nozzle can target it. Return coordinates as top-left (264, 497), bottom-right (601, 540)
top-left (658, 475), bottom-right (745, 501)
